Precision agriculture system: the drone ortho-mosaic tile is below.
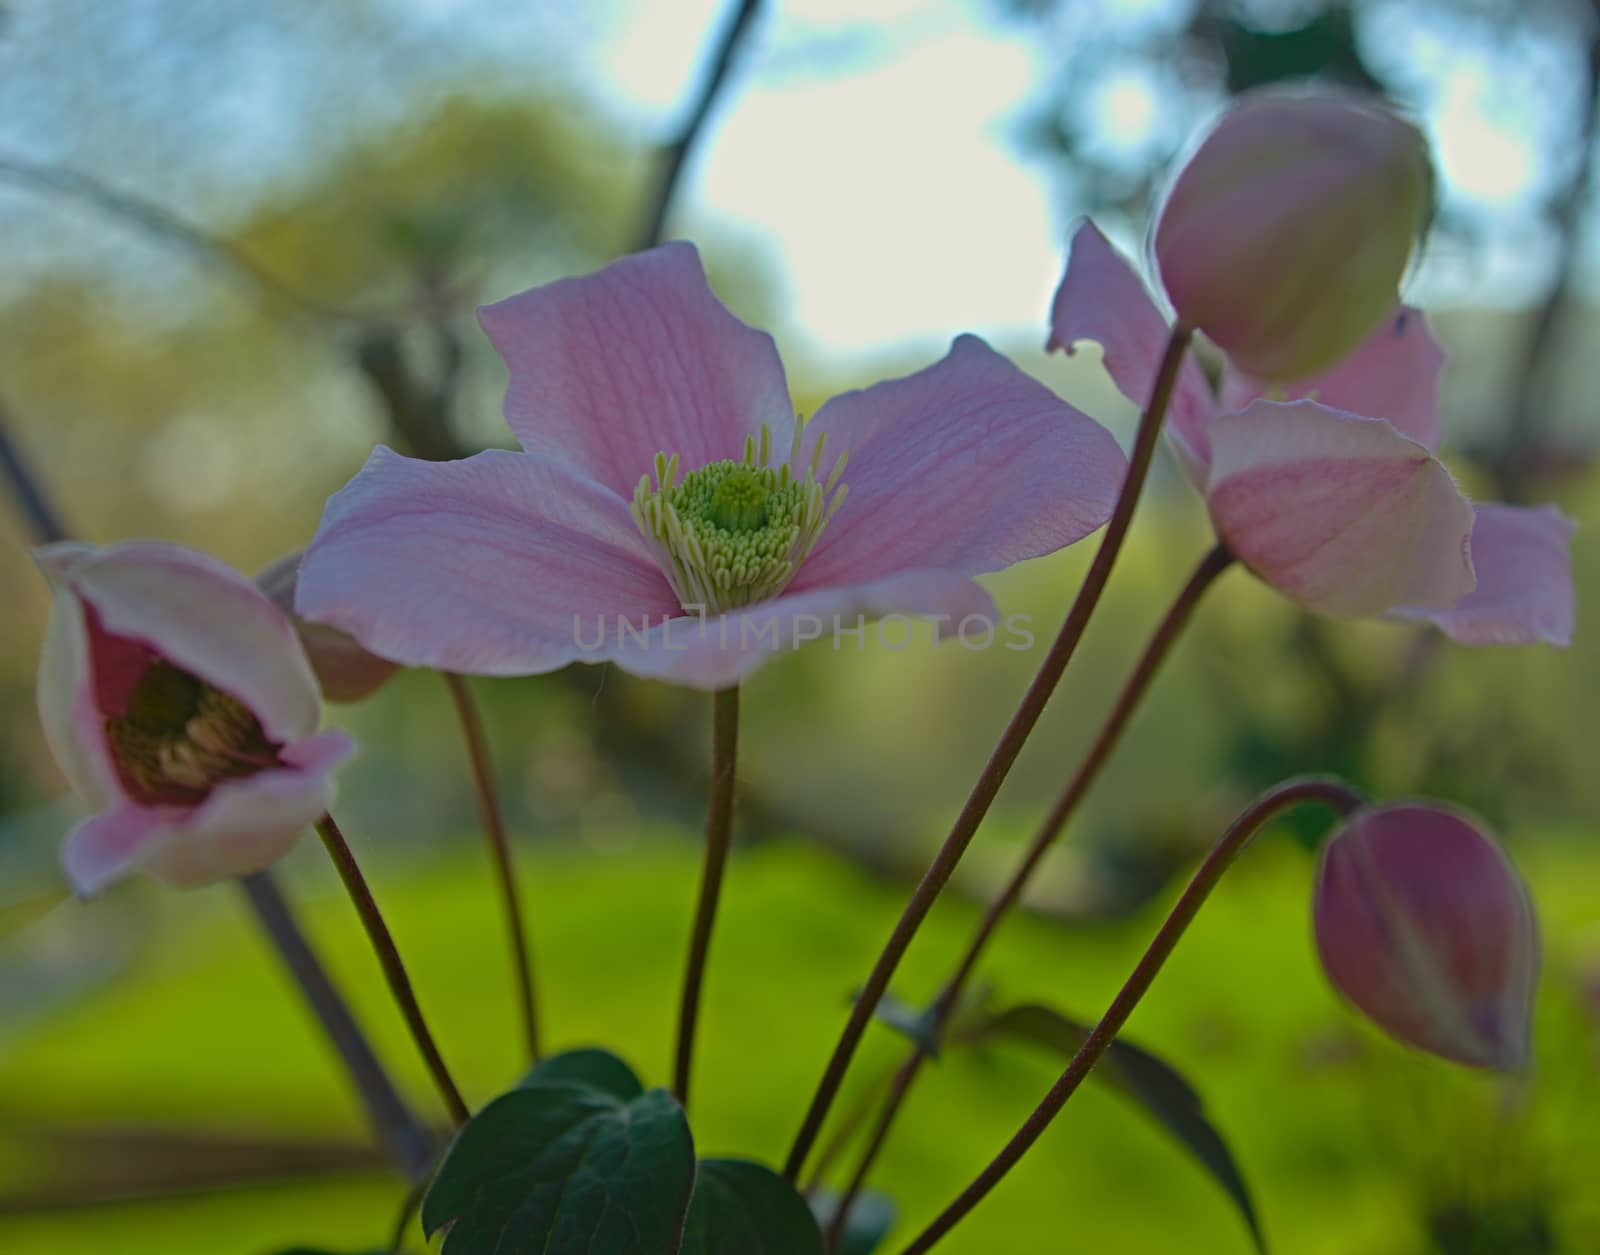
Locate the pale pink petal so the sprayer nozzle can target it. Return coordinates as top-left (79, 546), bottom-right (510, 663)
top-left (297, 447), bottom-right (680, 676)
top-left (33, 540), bottom-right (321, 743)
top-left (479, 242), bottom-right (795, 498)
top-left (792, 336), bottom-right (1125, 591)
top-left (1206, 401), bottom-right (1476, 618)
top-left (61, 804), bottom-right (173, 897)
top-left (146, 731), bottom-right (356, 887)
top-left (1046, 221), bottom-right (1216, 477)
top-left (604, 570), bottom-right (999, 690)
top-left (1395, 503), bottom-right (1576, 645)
top-left (32, 558), bottom-right (119, 809)
top-left (1219, 306), bottom-right (1444, 450)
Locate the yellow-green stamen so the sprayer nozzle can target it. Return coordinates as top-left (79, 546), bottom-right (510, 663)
top-left (631, 417), bottom-right (848, 614)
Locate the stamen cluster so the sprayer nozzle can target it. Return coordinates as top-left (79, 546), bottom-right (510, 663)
top-left (631, 420), bottom-right (848, 614)
top-left (105, 661), bottom-right (280, 803)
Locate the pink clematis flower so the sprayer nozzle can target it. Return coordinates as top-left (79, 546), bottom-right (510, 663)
top-left (1049, 222), bottom-right (1575, 644)
top-left (1314, 803), bottom-right (1538, 1072)
top-left (296, 243), bottom-right (1128, 689)
top-left (34, 541), bottom-right (355, 896)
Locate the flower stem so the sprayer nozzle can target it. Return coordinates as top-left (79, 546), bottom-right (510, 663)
top-left (784, 323), bottom-right (1196, 1182)
top-left (238, 873), bottom-right (436, 1184)
top-left (896, 776), bottom-right (1366, 1255)
top-left (673, 684), bottom-right (741, 1108)
top-left (824, 542), bottom-right (1234, 1243)
top-left (315, 813), bottom-right (471, 1127)
top-left (442, 671), bottom-right (541, 1063)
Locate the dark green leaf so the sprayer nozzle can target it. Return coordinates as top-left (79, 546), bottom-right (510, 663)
top-left (422, 1083), bottom-right (696, 1255)
top-left (867, 990), bottom-right (941, 1059)
top-left (979, 1004), bottom-right (1266, 1252)
top-left (517, 1046), bottom-right (643, 1101)
top-left (808, 1188), bottom-right (897, 1255)
top-left (680, 1158), bottom-right (824, 1255)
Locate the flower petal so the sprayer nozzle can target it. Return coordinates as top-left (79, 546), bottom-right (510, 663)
top-left (479, 242), bottom-right (795, 498)
top-left (61, 732), bottom-right (355, 895)
top-left (33, 540), bottom-right (321, 743)
top-left (1046, 221), bottom-right (1216, 477)
top-left (792, 335), bottom-right (1125, 591)
top-left (145, 731), bottom-right (355, 888)
top-left (1219, 306), bottom-right (1444, 450)
top-left (33, 556), bottom-right (119, 809)
top-left (1206, 401), bottom-right (1475, 617)
top-left (1395, 503), bottom-right (1576, 645)
top-left (61, 804), bottom-right (172, 897)
top-left (602, 569), bottom-right (999, 690)
top-left (297, 447), bottom-right (681, 676)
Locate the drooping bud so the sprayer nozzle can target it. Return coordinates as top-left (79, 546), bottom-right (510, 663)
top-left (1154, 88), bottom-right (1432, 383)
top-left (1313, 804), bottom-right (1538, 1072)
top-left (258, 552), bottom-right (400, 703)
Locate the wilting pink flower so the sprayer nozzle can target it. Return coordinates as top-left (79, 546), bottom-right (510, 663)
top-left (1155, 88), bottom-right (1432, 383)
top-left (1050, 223), bottom-right (1575, 644)
top-left (1314, 803), bottom-right (1538, 1072)
top-left (296, 243), bottom-right (1127, 689)
top-left (257, 552), bottom-right (400, 703)
top-left (34, 541), bottom-right (354, 896)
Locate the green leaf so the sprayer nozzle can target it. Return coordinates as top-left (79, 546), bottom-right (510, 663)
top-left (808, 1188), bottom-right (897, 1255)
top-left (421, 1083), bottom-right (696, 1255)
top-left (867, 990), bottom-right (941, 1059)
top-left (977, 1004), bottom-right (1266, 1252)
top-left (680, 1158), bottom-right (824, 1255)
top-left (517, 1046), bottom-right (643, 1101)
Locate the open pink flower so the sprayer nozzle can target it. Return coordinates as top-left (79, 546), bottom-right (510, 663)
top-left (1049, 222), bottom-right (1575, 644)
top-left (34, 541), bottom-right (354, 896)
top-left (296, 243), bottom-right (1127, 689)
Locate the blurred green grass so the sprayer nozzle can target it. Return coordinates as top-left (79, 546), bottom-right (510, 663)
top-left (1, 830), bottom-right (1596, 1254)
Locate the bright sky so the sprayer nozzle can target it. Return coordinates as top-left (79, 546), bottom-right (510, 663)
top-left (581, 0), bottom-right (1580, 360)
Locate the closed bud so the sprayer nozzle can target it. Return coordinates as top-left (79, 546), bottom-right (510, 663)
top-left (1154, 88), bottom-right (1432, 383)
top-left (1314, 804), bottom-right (1538, 1072)
top-left (257, 552), bottom-right (400, 704)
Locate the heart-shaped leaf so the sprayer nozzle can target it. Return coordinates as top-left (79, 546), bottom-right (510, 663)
top-left (808, 1188), bottom-right (897, 1255)
top-left (974, 1003), bottom-right (1265, 1251)
top-left (517, 1046), bottom-right (643, 1100)
top-left (681, 1157), bottom-right (824, 1255)
top-left (422, 1082), bottom-right (695, 1254)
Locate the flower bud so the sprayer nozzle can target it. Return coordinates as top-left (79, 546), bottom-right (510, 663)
top-left (1314, 804), bottom-right (1538, 1072)
top-left (257, 552), bottom-right (400, 704)
top-left (1154, 88), bottom-right (1432, 383)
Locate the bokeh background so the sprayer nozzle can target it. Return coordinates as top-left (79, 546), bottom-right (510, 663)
top-left (2, 1), bottom-right (1598, 1251)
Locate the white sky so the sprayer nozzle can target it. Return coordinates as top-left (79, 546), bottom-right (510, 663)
top-left (582, 0), bottom-right (1577, 361)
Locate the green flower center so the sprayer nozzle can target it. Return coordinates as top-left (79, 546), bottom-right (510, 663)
top-left (631, 419), bottom-right (848, 614)
top-left (105, 661), bottom-right (281, 804)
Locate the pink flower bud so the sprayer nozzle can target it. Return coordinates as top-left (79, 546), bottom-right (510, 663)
top-left (1314, 804), bottom-right (1538, 1072)
top-left (33, 541), bottom-right (355, 896)
top-left (256, 552), bottom-right (400, 703)
top-left (1154, 88), bottom-right (1432, 383)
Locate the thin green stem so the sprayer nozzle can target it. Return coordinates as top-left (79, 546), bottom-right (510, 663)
top-left (784, 323), bottom-right (1196, 1182)
top-left (673, 684), bottom-right (741, 1107)
top-left (897, 776), bottom-right (1366, 1254)
top-left (443, 671), bottom-right (541, 1062)
top-left (315, 814), bottom-right (471, 1127)
top-left (825, 542), bottom-right (1234, 1245)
